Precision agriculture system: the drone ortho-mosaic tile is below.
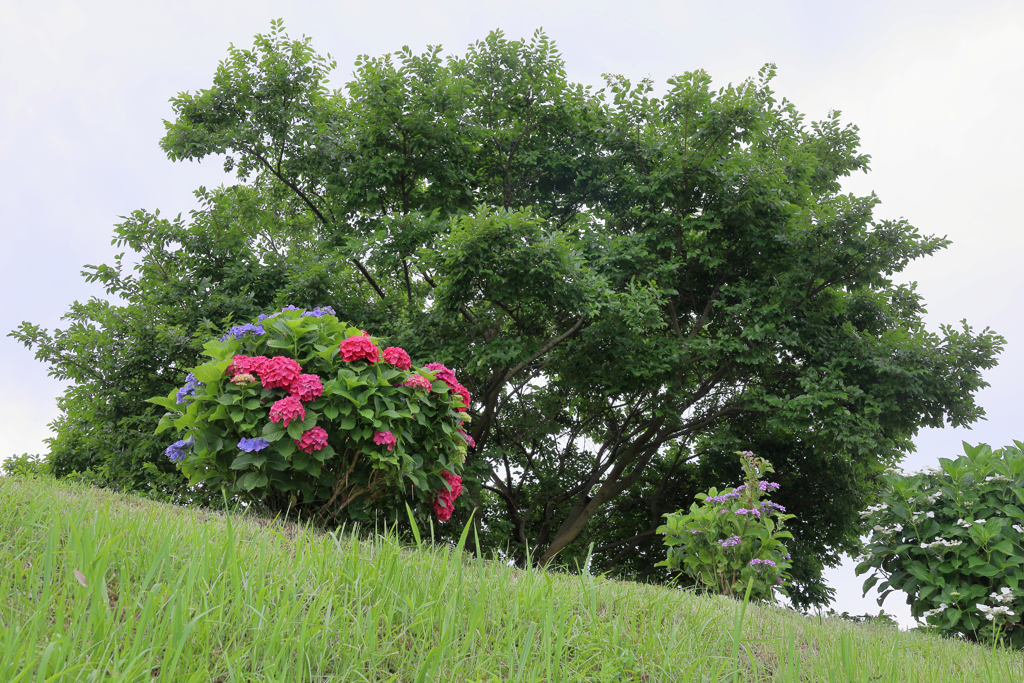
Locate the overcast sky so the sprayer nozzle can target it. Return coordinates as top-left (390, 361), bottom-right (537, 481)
top-left (2, 0), bottom-right (1022, 627)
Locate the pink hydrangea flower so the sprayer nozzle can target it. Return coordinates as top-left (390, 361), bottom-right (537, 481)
top-left (403, 374), bottom-right (433, 391)
top-left (458, 429), bottom-right (476, 449)
top-left (226, 355), bottom-right (270, 377)
top-left (433, 470), bottom-right (463, 522)
top-left (261, 356), bottom-right (303, 390)
top-left (451, 383), bottom-right (471, 412)
top-left (289, 373), bottom-right (324, 402)
top-left (424, 362), bottom-right (457, 387)
top-left (230, 373), bottom-right (256, 385)
top-left (340, 335), bottom-right (380, 363)
top-left (269, 396), bottom-right (306, 427)
top-left (295, 426), bottom-right (328, 454)
top-left (382, 346), bottom-right (412, 371)
top-left (373, 430), bottom-right (397, 451)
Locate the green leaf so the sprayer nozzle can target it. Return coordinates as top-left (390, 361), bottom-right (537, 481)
top-left (193, 361), bottom-right (229, 385)
top-left (231, 453), bottom-right (255, 470)
top-left (262, 421), bottom-right (286, 442)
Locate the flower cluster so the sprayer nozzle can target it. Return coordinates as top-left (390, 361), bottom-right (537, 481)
top-left (302, 306), bottom-right (336, 318)
top-left (706, 491), bottom-right (742, 504)
top-left (920, 537), bottom-right (963, 549)
top-left (289, 374), bottom-right (324, 402)
top-left (165, 438), bottom-right (194, 462)
top-left (260, 356), bottom-right (303, 390)
top-left (269, 396), bottom-right (306, 427)
top-left (403, 374), bottom-right (433, 391)
top-left (176, 373), bottom-right (201, 405)
top-left (373, 430), bottom-right (397, 452)
top-left (382, 346), bottom-right (412, 371)
top-left (977, 604), bottom-right (1016, 622)
top-left (424, 363), bottom-right (471, 413)
top-left (717, 535), bottom-right (742, 548)
top-left (340, 334), bottom-right (380, 363)
top-left (296, 426), bottom-right (328, 454)
top-left (749, 558), bottom-right (777, 567)
top-left (433, 470), bottom-right (463, 522)
top-left (238, 437), bottom-right (270, 452)
top-left (221, 323), bottom-right (265, 342)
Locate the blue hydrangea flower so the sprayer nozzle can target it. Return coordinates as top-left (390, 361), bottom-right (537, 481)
top-left (175, 373), bottom-right (202, 404)
top-left (238, 437), bottom-right (271, 452)
top-left (302, 306), bottom-right (336, 318)
top-left (220, 323), bottom-right (266, 342)
top-left (165, 438), bottom-right (194, 462)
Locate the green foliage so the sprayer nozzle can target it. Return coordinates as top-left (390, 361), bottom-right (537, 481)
top-left (657, 452), bottom-right (794, 602)
top-left (149, 308), bottom-right (467, 522)
top-left (1, 453), bottom-right (51, 479)
top-left (857, 442), bottom-right (1024, 646)
top-left (11, 23), bottom-right (1005, 604)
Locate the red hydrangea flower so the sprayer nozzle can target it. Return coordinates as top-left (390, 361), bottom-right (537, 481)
top-left (424, 362), bottom-right (457, 387)
top-left (261, 356), bottom-right (303, 390)
top-left (226, 355), bottom-right (270, 377)
top-left (433, 471), bottom-right (463, 522)
top-left (373, 430), bottom-right (397, 451)
top-left (382, 346), bottom-right (411, 371)
top-left (340, 335), bottom-right (380, 363)
top-left (289, 373), bottom-right (324, 402)
top-left (269, 396), bottom-right (306, 427)
top-left (403, 374), bottom-right (433, 391)
top-left (451, 383), bottom-right (471, 412)
top-left (295, 426), bottom-right (328, 454)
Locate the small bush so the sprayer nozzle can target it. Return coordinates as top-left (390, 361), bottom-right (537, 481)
top-left (1, 453), bottom-right (52, 479)
top-left (657, 451), bottom-right (794, 602)
top-left (857, 441), bottom-right (1024, 646)
top-left (149, 306), bottom-right (472, 523)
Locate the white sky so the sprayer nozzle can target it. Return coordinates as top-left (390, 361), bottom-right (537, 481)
top-left (2, 0), bottom-right (1022, 627)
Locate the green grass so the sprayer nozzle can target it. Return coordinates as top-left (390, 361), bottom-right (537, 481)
top-left (1, 477), bottom-right (1021, 682)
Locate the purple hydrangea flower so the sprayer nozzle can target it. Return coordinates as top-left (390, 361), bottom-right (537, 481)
top-left (302, 306), bottom-right (336, 318)
top-left (760, 501), bottom-right (786, 512)
top-left (220, 323), bottom-right (265, 342)
top-left (717, 535), bottom-right (742, 548)
top-left (165, 438), bottom-right (194, 462)
top-left (749, 558), bottom-right (777, 567)
top-left (175, 373), bottom-right (201, 405)
top-left (706, 491), bottom-right (743, 504)
top-left (238, 437), bottom-right (271, 452)
top-left (759, 481), bottom-right (781, 491)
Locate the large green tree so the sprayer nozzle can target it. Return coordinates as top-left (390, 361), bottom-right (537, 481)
top-left (12, 23), bottom-right (1002, 606)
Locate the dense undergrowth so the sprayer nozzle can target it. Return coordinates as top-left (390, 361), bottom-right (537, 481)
top-left (1, 477), bottom-right (1021, 682)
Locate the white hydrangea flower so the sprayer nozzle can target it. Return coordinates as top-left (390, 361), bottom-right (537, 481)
top-left (1013, 524), bottom-right (1024, 534)
top-left (922, 604), bottom-right (949, 618)
top-left (926, 511), bottom-right (935, 518)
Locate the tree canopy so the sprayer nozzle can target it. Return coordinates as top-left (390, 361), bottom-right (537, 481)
top-left (11, 21), bottom-right (1003, 607)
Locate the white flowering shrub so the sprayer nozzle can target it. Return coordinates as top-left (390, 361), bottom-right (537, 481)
top-left (856, 441), bottom-right (1024, 646)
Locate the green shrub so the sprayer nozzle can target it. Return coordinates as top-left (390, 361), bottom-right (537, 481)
top-left (857, 441), bottom-right (1024, 646)
top-left (657, 451), bottom-right (794, 602)
top-left (149, 307), bottom-right (471, 523)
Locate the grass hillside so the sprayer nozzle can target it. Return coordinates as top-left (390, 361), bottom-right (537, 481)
top-left (1, 477), bottom-right (1020, 682)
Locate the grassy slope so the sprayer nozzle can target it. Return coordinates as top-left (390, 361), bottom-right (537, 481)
top-left (0, 477), bottom-right (1020, 682)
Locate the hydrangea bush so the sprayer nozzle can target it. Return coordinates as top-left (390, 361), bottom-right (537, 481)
top-left (149, 306), bottom-right (471, 523)
top-left (856, 441), bottom-right (1024, 646)
top-left (656, 452), bottom-right (794, 602)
